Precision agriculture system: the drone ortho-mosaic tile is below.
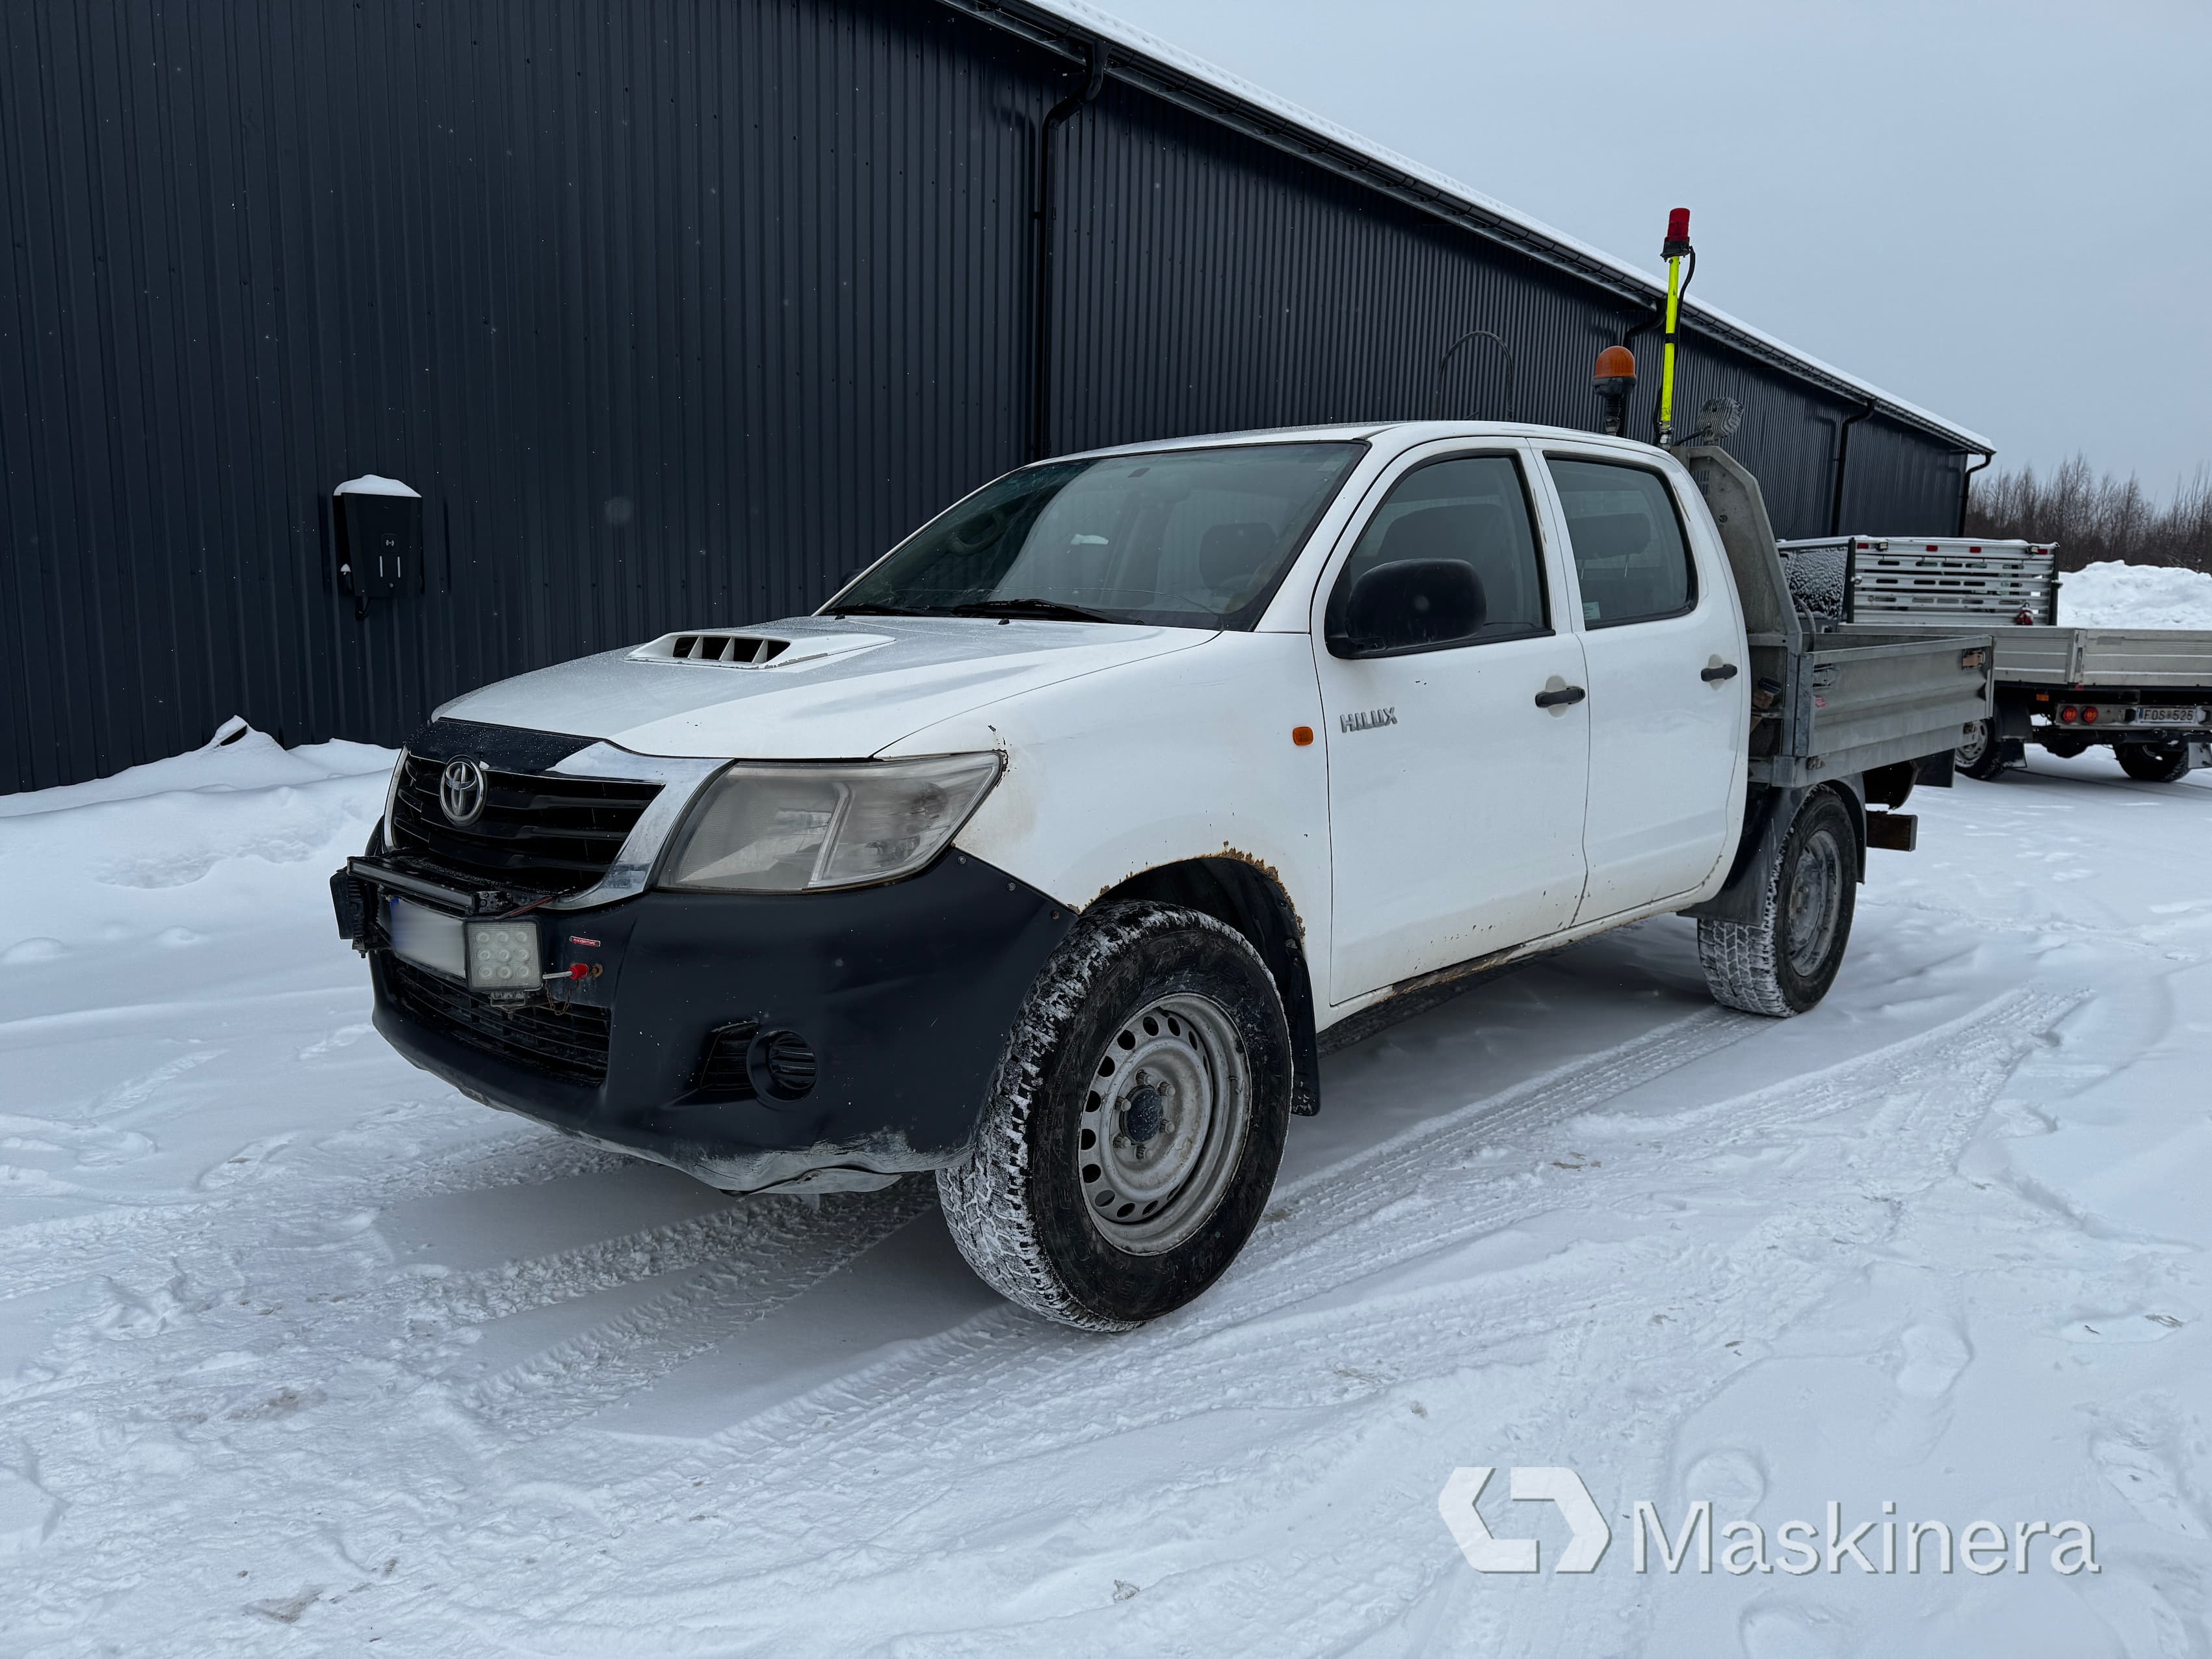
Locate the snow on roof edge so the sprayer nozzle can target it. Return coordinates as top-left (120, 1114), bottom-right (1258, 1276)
top-left (1003, 0), bottom-right (1995, 456)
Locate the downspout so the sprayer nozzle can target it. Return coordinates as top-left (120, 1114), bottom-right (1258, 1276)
top-left (1031, 40), bottom-right (1109, 463)
top-left (1956, 449), bottom-right (1994, 535)
top-left (1827, 398), bottom-right (1876, 536)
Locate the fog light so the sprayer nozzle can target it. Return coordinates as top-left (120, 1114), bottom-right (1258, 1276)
top-left (747, 1029), bottom-right (818, 1102)
top-left (464, 919), bottom-right (541, 992)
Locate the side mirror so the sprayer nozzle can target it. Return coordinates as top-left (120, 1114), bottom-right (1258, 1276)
top-left (1330, 559), bottom-right (1484, 656)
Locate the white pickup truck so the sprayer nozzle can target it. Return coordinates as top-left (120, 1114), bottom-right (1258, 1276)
top-left (332, 421), bottom-right (1992, 1329)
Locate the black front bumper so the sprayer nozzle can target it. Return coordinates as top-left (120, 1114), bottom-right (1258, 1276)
top-left (359, 851), bottom-right (1072, 1191)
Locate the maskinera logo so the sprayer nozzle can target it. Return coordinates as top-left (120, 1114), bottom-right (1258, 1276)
top-left (1438, 1467), bottom-right (2101, 1577)
top-left (1438, 1467), bottom-right (1611, 1573)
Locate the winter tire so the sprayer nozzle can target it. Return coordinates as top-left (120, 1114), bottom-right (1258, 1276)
top-left (937, 901), bottom-right (1293, 1331)
top-left (1955, 720), bottom-right (2009, 780)
top-left (1697, 790), bottom-right (1859, 1017)
top-left (2116, 741), bottom-right (2192, 784)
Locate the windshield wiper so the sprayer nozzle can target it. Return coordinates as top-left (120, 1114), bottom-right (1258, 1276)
top-left (822, 602), bottom-right (934, 618)
top-left (946, 597), bottom-right (1116, 624)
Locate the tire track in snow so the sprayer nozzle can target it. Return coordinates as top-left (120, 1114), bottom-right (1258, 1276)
top-left (502, 989), bottom-right (2084, 1656)
top-left (678, 990), bottom-right (2080, 1500)
top-left (2, 980), bottom-right (2088, 1656)
top-left (0, 1117), bottom-right (627, 1302)
top-left (453, 1184), bottom-right (936, 1440)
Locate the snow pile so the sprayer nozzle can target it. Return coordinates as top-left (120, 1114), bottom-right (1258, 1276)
top-left (0, 716), bottom-right (393, 822)
top-left (1, 734), bottom-right (2209, 1653)
top-left (0, 721), bottom-right (394, 983)
top-left (2060, 559), bottom-right (2212, 629)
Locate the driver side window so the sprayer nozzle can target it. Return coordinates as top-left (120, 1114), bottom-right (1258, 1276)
top-left (1326, 454), bottom-right (1549, 657)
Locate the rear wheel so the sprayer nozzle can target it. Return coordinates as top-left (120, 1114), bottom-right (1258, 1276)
top-left (1955, 720), bottom-right (2009, 780)
top-left (937, 901), bottom-right (1292, 1330)
top-left (1698, 790), bottom-right (1859, 1017)
top-left (2117, 741), bottom-right (2192, 783)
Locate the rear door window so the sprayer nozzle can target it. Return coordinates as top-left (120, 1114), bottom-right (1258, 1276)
top-left (1546, 458), bottom-right (1696, 627)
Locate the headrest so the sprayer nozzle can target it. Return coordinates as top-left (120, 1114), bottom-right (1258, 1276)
top-left (1570, 511), bottom-right (1653, 563)
top-left (1198, 521), bottom-right (1278, 591)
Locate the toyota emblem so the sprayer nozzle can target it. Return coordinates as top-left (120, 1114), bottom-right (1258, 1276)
top-left (440, 758), bottom-right (488, 827)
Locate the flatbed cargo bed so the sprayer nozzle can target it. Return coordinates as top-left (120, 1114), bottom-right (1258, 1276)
top-left (1685, 448), bottom-right (1994, 790)
top-left (1839, 620), bottom-right (2212, 692)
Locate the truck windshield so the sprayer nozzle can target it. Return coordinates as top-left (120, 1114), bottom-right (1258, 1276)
top-left (828, 442), bottom-right (1367, 630)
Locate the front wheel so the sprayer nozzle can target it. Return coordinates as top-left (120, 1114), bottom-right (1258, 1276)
top-left (938, 901), bottom-right (1293, 1330)
top-left (2117, 741), bottom-right (2192, 783)
top-left (1698, 790), bottom-right (1860, 1017)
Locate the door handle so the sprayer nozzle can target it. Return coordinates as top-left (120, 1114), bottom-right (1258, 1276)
top-left (1701, 661), bottom-right (1740, 683)
top-left (1533, 684), bottom-right (1587, 709)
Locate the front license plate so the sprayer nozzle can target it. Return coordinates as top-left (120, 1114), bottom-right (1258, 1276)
top-left (388, 896), bottom-right (466, 981)
top-left (2133, 706), bottom-right (2202, 726)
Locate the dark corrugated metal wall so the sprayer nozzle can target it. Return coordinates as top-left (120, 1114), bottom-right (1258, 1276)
top-left (1046, 85), bottom-right (1968, 539)
top-left (1, 0), bottom-right (1972, 794)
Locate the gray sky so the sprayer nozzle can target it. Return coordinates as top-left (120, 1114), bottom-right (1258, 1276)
top-left (1099, 0), bottom-right (2211, 494)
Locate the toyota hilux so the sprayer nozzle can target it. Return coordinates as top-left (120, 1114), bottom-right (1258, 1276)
top-left (333, 421), bottom-right (1992, 1329)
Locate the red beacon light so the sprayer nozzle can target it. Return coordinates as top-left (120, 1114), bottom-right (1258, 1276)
top-left (1663, 207), bottom-right (1692, 258)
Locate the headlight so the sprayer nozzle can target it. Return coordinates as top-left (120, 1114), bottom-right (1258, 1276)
top-left (659, 753), bottom-right (1002, 893)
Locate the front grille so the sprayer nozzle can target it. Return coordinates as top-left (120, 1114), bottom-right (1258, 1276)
top-left (388, 752), bottom-right (661, 891)
top-left (387, 959), bottom-right (612, 1085)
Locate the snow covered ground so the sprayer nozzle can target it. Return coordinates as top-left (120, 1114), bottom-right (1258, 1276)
top-left (2, 723), bottom-right (2209, 1656)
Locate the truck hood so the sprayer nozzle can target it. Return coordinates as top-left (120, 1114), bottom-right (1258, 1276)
top-left (433, 615), bottom-right (1215, 759)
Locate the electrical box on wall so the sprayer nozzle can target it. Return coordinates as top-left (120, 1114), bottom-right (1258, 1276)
top-left (334, 474), bottom-right (423, 618)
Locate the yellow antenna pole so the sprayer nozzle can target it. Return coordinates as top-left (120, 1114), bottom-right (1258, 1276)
top-left (1657, 207), bottom-right (1692, 447)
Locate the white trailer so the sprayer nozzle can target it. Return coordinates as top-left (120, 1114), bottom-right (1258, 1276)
top-left (1782, 535), bottom-right (2212, 781)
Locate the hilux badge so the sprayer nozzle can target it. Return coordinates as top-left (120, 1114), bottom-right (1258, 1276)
top-left (440, 758), bottom-right (488, 826)
top-left (1339, 707), bottom-right (1397, 734)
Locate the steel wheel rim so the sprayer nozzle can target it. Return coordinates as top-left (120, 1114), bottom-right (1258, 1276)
top-left (1785, 829), bottom-right (1844, 977)
top-left (1074, 991), bottom-right (1251, 1256)
top-left (1955, 722), bottom-right (1990, 765)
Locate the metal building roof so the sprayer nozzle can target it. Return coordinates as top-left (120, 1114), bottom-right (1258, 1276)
top-left (945, 0), bottom-right (1994, 455)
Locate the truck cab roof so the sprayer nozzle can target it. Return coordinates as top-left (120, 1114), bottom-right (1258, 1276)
top-left (1058, 420), bottom-right (1673, 464)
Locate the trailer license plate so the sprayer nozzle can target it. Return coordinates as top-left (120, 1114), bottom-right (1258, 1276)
top-left (2135, 706), bottom-right (2202, 726)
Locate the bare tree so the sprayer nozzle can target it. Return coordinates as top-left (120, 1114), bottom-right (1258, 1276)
top-left (1966, 456), bottom-right (2212, 574)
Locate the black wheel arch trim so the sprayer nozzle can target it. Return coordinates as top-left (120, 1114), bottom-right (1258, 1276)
top-left (1093, 856), bottom-right (1321, 1117)
top-left (1687, 779), bottom-right (1865, 928)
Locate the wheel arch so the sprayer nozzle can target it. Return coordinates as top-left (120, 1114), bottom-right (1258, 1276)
top-left (1688, 777), bottom-right (1865, 928)
top-left (1826, 776), bottom-right (1869, 875)
top-left (1093, 856), bottom-right (1321, 1117)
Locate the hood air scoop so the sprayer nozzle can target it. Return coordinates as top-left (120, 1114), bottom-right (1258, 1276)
top-left (631, 630), bottom-right (893, 670)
